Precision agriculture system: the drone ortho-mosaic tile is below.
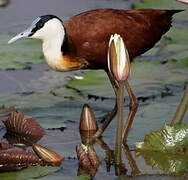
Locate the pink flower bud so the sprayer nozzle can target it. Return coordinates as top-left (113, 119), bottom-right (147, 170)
top-left (108, 34), bottom-right (130, 83)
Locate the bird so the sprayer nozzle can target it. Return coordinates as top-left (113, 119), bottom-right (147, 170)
top-left (8, 8), bottom-right (182, 141)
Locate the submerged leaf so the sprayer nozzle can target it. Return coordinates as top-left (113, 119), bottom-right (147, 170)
top-left (136, 123), bottom-right (188, 154)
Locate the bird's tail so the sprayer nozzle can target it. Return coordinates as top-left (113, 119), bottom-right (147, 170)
top-left (166, 9), bottom-right (184, 16)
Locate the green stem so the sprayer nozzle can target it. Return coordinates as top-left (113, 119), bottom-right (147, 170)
top-left (171, 84), bottom-right (188, 125)
top-left (115, 82), bottom-right (124, 165)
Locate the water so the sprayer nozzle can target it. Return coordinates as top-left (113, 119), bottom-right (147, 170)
top-left (0, 0), bottom-right (188, 179)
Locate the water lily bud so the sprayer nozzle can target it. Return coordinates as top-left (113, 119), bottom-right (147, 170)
top-left (79, 104), bottom-right (98, 131)
top-left (108, 34), bottom-right (130, 83)
top-left (32, 144), bottom-right (63, 166)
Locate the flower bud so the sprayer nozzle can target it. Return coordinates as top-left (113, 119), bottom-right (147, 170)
top-left (108, 34), bottom-right (130, 83)
top-left (32, 144), bottom-right (63, 166)
top-left (79, 104), bottom-right (98, 131)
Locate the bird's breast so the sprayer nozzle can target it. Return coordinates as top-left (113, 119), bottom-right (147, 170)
top-left (44, 54), bottom-right (89, 72)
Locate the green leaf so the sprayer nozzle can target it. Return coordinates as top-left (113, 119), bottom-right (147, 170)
top-left (136, 123), bottom-right (188, 154)
top-left (0, 165), bottom-right (60, 180)
top-left (0, 33), bottom-right (42, 70)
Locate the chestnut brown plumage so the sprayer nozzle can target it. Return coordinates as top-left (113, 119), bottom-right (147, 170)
top-left (64, 9), bottom-right (182, 68)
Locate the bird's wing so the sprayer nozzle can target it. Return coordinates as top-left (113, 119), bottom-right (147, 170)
top-left (64, 9), bottom-right (180, 67)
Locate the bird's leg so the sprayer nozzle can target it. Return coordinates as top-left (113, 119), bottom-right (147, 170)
top-left (122, 81), bottom-right (138, 142)
top-left (94, 71), bottom-right (118, 138)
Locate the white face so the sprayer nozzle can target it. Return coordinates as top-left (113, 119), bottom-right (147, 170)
top-left (31, 18), bottom-right (65, 41)
top-left (8, 17), bottom-right (65, 44)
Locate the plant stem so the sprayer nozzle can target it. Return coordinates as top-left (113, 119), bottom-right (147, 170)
top-left (123, 144), bottom-right (140, 175)
top-left (115, 82), bottom-right (124, 165)
top-left (171, 84), bottom-right (188, 125)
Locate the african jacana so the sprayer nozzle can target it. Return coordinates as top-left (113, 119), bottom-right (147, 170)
top-left (8, 9), bottom-right (182, 141)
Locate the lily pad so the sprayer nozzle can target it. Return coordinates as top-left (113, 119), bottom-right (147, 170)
top-left (0, 165), bottom-right (60, 180)
top-left (52, 60), bottom-right (188, 100)
top-left (136, 123), bottom-right (188, 154)
top-left (0, 33), bottom-right (42, 70)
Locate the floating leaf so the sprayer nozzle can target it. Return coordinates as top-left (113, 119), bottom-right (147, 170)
top-left (136, 123), bottom-right (188, 154)
top-left (0, 165), bottom-right (60, 180)
top-left (0, 33), bottom-right (42, 70)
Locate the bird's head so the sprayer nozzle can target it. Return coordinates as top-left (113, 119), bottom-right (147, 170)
top-left (8, 15), bottom-right (65, 44)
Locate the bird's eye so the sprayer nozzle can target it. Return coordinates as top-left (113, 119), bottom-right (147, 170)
top-left (37, 23), bottom-right (43, 28)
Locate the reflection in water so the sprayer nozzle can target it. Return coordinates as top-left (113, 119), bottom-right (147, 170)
top-left (0, 0), bottom-right (10, 7)
top-left (3, 111), bottom-right (44, 146)
top-left (137, 151), bottom-right (188, 177)
top-left (77, 104), bottom-right (128, 178)
top-left (77, 104), bottom-right (188, 178)
top-left (76, 144), bottom-right (99, 177)
top-left (95, 137), bottom-right (114, 172)
top-left (123, 144), bottom-right (140, 176)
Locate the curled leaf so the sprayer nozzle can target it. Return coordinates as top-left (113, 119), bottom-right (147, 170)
top-left (0, 150), bottom-right (42, 166)
top-left (4, 132), bottom-right (38, 147)
top-left (0, 106), bottom-right (17, 116)
top-left (2, 112), bottom-right (44, 144)
top-left (0, 141), bottom-right (13, 150)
